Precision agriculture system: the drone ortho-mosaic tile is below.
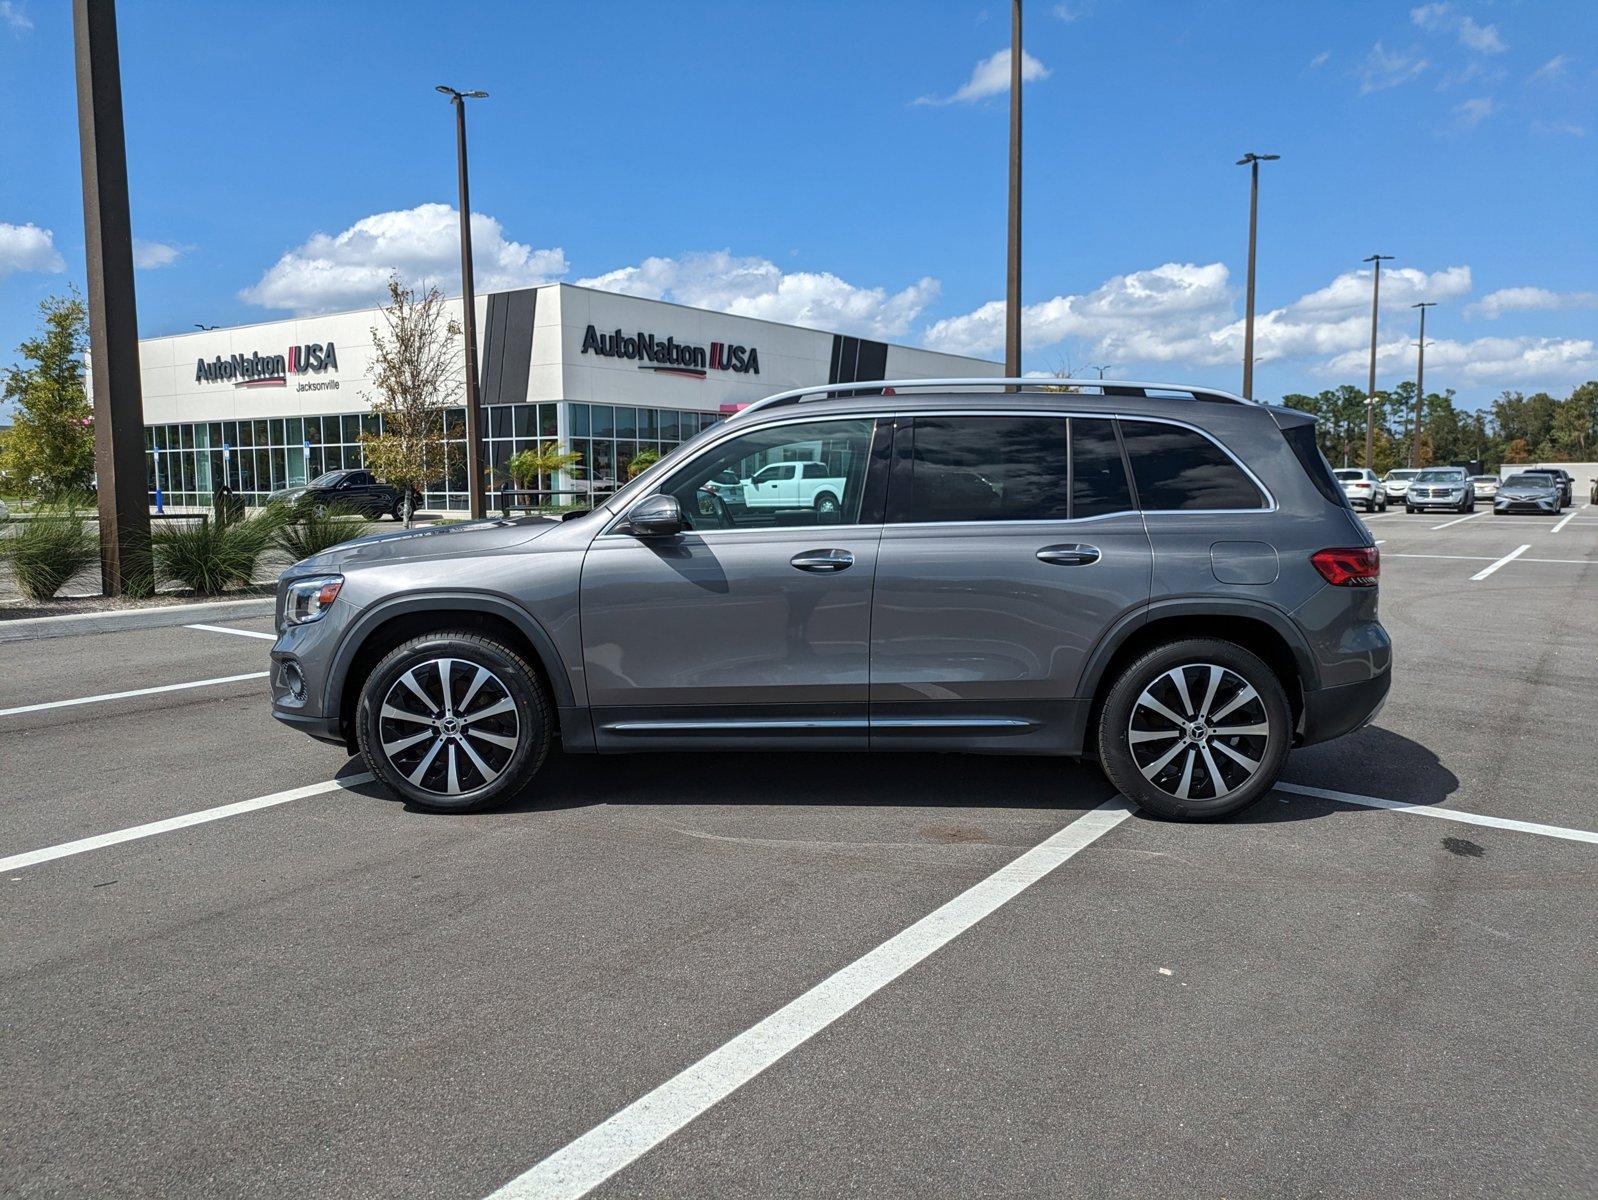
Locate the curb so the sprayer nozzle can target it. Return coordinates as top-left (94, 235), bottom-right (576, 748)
top-left (0, 597), bottom-right (276, 644)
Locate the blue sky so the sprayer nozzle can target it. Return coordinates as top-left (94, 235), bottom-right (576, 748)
top-left (2, 0), bottom-right (1594, 410)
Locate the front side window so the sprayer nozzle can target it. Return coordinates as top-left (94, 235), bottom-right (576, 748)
top-left (1119, 420), bottom-right (1265, 511)
top-left (904, 416), bottom-right (1068, 523)
top-left (652, 418), bottom-right (875, 530)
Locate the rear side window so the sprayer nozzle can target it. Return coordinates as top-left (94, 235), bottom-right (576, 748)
top-left (1070, 417), bottom-right (1134, 518)
top-left (1119, 420), bottom-right (1265, 511)
top-left (802, 463), bottom-right (830, 479)
top-left (1281, 423), bottom-right (1350, 509)
top-left (905, 416), bottom-right (1068, 522)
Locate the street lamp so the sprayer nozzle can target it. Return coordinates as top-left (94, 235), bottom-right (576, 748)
top-left (1005, 0), bottom-right (1023, 381)
top-left (1362, 253), bottom-right (1394, 469)
top-left (1087, 363), bottom-right (1113, 379)
top-left (194, 323), bottom-right (217, 331)
top-left (1409, 301), bottom-right (1436, 467)
top-left (437, 84), bottom-right (490, 518)
top-left (1236, 152), bottom-right (1279, 400)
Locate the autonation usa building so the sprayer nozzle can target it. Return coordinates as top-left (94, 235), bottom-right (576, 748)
top-left (131, 284), bottom-right (998, 511)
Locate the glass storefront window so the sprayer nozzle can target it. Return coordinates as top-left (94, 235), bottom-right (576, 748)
top-left (590, 405), bottom-right (615, 439)
top-left (540, 404), bottom-right (558, 437)
top-left (569, 404), bottom-right (590, 437)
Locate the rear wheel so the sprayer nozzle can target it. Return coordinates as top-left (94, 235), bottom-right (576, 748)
top-left (356, 630), bottom-right (552, 812)
top-left (813, 492), bottom-right (840, 520)
top-left (1096, 638), bottom-right (1292, 820)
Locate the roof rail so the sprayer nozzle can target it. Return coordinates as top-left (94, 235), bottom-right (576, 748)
top-left (729, 377), bottom-right (1253, 421)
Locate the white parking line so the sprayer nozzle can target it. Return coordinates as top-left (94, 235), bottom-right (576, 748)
top-left (1385, 553), bottom-right (1496, 561)
top-left (1431, 511), bottom-right (1485, 530)
top-left (1275, 782), bottom-right (1598, 846)
top-left (0, 773), bottom-right (375, 874)
top-left (0, 672), bottom-right (269, 718)
top-left (1550, 509), bottom-right (1579, 533)
top-left (185, 622), bottom-right (276, 641)
top-left (1470, 544), bottom-right (1530, 581)
top-left (483, 799), bottom-right (1133, 1200)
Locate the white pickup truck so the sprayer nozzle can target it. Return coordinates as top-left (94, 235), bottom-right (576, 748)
top-left (710, 460), bottom-right (848, 518)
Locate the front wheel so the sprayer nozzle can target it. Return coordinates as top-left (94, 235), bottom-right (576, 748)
top-left (1405, 503), bottom-right (1416, 514)
top-left (356, 630), bottom-right (552, 812)
top-left (1096, 638), bottom-right (1292, 820)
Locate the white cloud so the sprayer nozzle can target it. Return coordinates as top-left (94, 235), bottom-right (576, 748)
top-left (1410, 4), bottom-right (1506, 52)
top-left (1453, 96), bottom-right (1495, 127)
top-left (1531, 120), bottom-right (1587, 137)
top-left (0, 1), bottom-right (32, 32)
top-left (0, 221), bottom-right (64, 276)
top-left (577, 251), bottom-right (938, 341)
top-left (1456, 15), bottom-right (1506, 54)
top-left (132, 239), bottom-right (181, 269)
top-left (1308, 50), bottom-right (1332, 70)
top-left (1360, 42), bottom-right (1428, 93)
top-left (1327, 335), bottom-right (1598, 384)
top-left (1466, 286), bottom-right (1598, 320)
top-left (1529, 54), bottom-right (1571, 82)
top-left (915, 47), bottom-right (1050, 105)
top-left (1052, 3), bottom-right (1086, 21)
top-left (240, 203), bottom-right (568, 314)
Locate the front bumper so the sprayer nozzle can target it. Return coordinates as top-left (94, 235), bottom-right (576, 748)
top-left (1299, 668), bottom-right (1391, 747)
top-left (1495, 498), bottom-right (1557, 513)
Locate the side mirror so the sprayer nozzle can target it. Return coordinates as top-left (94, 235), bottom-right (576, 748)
top-left (627, 494), bottom-right (684, 537)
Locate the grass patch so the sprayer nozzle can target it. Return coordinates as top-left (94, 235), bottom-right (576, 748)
top-left (152, 507), bottom-right (285, 595)
top-left (0, 500), bottom-right (98, 600)
top-left (273, 502), bottom-right (372, 563)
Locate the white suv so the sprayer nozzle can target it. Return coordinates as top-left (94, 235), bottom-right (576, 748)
top-left (1404, 467), bottom-right (1475, 514)
top-left (1334, 468), bottom-right (1387, 513)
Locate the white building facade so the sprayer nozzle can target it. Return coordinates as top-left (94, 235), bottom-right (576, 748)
top-left (131, 284), bottom-right (998, 510)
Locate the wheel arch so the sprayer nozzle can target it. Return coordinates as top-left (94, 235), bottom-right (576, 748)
top-left (326, 592), bottom-right (577, 749)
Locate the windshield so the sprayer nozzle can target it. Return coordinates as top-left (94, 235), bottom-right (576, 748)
top-left (1504, 475), bottom-right (1551, 488)
top-left (1334, 470), bottom-right (1365, 481)
top-left (307, 471), bottom-right (348, 488)
top-left (1414, 469), bottom-right (1464, 483)
top-left (1384, 469), bottom-right (1419, 480)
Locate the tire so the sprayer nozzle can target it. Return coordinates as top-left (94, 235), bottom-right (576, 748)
top-left (1096, 638), bottom-right (1292, 821)
top-left (813, 492), bottom-right (841, 520)
top-left (1365, 499), bottom-right (1376, 513)
top-left (390, 498), bottom-right (405, 521)
top-left (1378, 497), bottom-right (1388, 512)
top-left (1405, 503), bottom-right (1416, 514)
top-left (356, 630), bottom-right (552, 812)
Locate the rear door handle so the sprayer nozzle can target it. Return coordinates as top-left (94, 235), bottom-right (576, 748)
top-left (790, 549), bottom-right (855, 572)
top-left (1036, 543), bottom-right (1101, 566)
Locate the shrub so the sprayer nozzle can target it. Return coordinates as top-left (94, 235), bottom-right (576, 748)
top-left (152, 507), bottom-right (284, 595)
top-left (273, 502), bottom-right (370, 563)
top-left (0, 500), bottom-right (98, 600)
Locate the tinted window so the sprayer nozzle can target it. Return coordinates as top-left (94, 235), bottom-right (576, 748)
top-left (1334, 469), bottom-right (1364, 481)
top-left (905, 417), bottom-right (1067, 523)
top-left (1121, 421), bottom-right (1265, 511)
top-left (1070, 418), bottom-right (1134, 518)
top-left (802, 463), bottom-right (830, 479)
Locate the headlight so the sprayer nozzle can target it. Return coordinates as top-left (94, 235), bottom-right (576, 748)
top-left (283, 575), bottom-right (343, 625)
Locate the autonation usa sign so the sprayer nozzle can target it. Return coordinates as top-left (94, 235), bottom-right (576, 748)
top-left (580, 324), bottom-right (759, 379)
top-left (194, 342), bottom-right (339, 389)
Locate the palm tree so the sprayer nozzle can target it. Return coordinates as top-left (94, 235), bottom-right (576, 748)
top-left (507, 440), bottom-right (583, 509)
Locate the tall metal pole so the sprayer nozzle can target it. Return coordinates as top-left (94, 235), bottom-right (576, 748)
top-left (73, 0), bottom-right (150, 596)
top-left (1004, 0), bottom-right (1022, 380)
top-left (1235, 153), bottom-right (1278, 400)
top-left (1409, 301), bottom-right (1435, 467)
top-left (439, 86), bottom-right (488, 519)
top-left (1363, 253), bottom-right (1393, 469)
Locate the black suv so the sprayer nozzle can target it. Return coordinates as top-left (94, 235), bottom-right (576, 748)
top-left (268, 470), bottom-right (419, 520)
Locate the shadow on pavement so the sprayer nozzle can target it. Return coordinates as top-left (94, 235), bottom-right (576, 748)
top-left (1230, 724), bottom-right (1460, 826)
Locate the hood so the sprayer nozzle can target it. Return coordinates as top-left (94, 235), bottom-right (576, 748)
top-left (284, 514), bottom-right (560, 575)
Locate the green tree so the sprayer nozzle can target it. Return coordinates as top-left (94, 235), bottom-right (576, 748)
top-left (625, 447), bottom-right (661, 479)
top-left (0, 293), bottom-right (95, 499)
top-left (358, 277), bottom-right (459, 527)
top-left (508, 440), bottom-right (583, 506)
top-left (1548, 381), bottom-right (1597, 459)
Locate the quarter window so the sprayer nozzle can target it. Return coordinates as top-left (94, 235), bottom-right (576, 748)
top-left (1119, 420), bottom-right (1264, 511)
top-left (1069, 417), bottom-right (1134, 518)
top-left (903, 416), bottom-right (1068, 523)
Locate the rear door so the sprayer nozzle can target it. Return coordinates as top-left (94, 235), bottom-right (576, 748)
top-left (869, 413), bottom-right (1152, 751)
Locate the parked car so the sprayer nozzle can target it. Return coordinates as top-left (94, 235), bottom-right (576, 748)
top-left (1494, 473), bottom-right (1563, 516)
top-left (268, 378), bottom-right (1391, 822)
top-left (267, 469), bottom-right (420, 520)
top-left (1334, 468), bottom-right (1387, 512)
top-left (1382, 468), bottom-right (1421, 502)
top-left (1403, 467), bottom-right (1475, 514)
top-left (703, 459), bottom-right (850, 520)
top-left (1470, 474), bottom-right (1500, 501)
top-left (1590, 474), bottom-right (1597, 505)
top-left (1516, 468), bottom-right (1573, 508)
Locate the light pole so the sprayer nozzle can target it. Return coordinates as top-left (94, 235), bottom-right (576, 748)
top-left (1087, 363), bottom-right (1112, 379)
top-left (1236, 152), bottom-right (1279, 400)
top-left (437, 84), bottom-right (489, 518)
top-left (1409, 301), bottom-right (1436, 467)
top-left (1004, 0), bottom-right (1023, 380)
top-left (1363, 253), bottom-right (1394, 469)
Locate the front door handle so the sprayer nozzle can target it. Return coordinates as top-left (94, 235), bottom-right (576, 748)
top-left (790, 549), bottom-right (855, 572)
top-left (1036, 543), bottom-right (1101, 566)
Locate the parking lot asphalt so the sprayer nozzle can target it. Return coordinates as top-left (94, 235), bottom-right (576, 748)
top-left (2, 504), bottom-right (1594, 1199)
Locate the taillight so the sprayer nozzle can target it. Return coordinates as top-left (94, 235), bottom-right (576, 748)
top-left (1312, 546), bottom-right (1380, 587)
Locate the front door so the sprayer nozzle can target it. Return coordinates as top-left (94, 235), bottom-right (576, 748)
top-left (580, 416), bottom-right (884, 750)
top-left (869, 414), bottom-right (1152, 751)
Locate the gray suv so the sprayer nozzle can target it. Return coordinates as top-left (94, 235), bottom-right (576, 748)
top-left (269, 379), bottom-right (1391, 821)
